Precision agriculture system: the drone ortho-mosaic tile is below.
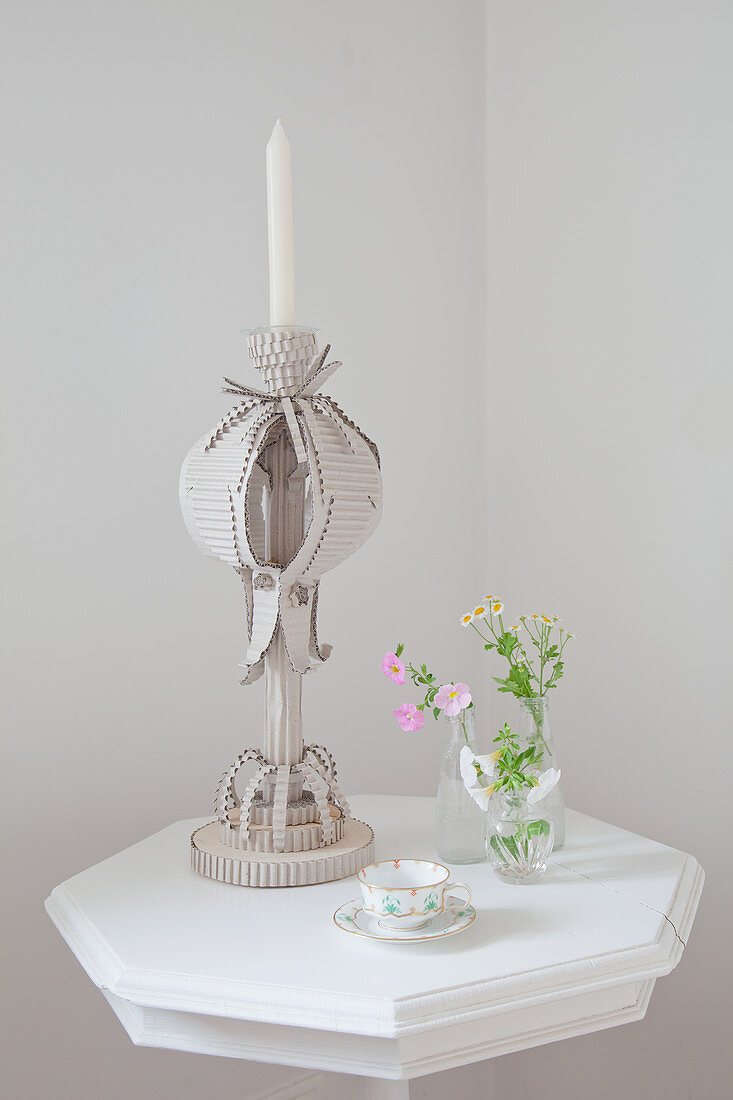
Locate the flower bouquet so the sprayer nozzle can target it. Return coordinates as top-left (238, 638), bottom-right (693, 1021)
top-left (382, 645), bottom-right (485, 863)
top-left (461, 598), bottom-right (573, 846)
top-left (461, 723), bottom-right (561, 884)
top-left (382, 645), bottom-right (472, 735)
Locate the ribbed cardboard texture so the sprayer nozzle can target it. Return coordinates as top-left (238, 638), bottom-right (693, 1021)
top-left (191, 818), bottom-right (375, 887)
top-left (180, 328), bottom-right (381, 883)
top-left (180, 376), bottom-right (382, 677)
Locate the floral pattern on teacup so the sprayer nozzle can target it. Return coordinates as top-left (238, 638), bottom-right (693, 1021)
top-left (423, 891), bottom-right (440, 913)
top-left (381, 895), bottom-right (401, 915)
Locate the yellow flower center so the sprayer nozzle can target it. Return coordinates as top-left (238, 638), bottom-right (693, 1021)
top-left (449, 691), bottom-right (458, 699)
top-left (392, 665), bottom-right (400, 674)
top-left (474, 606), bottom-right (485, 616)
top-left (492, 603), bottom-right (501, 612)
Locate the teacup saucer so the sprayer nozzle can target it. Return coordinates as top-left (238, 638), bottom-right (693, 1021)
top-left (333, 899), bottom-right (476, 942)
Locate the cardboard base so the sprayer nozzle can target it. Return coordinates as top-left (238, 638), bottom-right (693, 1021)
top-left (218, 804), bottom-right (345, 853)
top-left (191, 817), bottom-right (374, 887)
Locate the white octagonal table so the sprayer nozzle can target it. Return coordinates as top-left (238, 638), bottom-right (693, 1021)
top-left (45, 795), bottom-right (703, 1092)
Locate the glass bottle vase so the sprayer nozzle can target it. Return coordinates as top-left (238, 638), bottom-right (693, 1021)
top-left (517, 696), bottom-right (565, 848)
top-left (435, 707), bottom-right (486, 864)
top-left (487, 791), bottom-right (554, 884)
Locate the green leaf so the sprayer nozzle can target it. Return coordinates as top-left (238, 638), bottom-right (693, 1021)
top-left (491, 834), bottom-right (521, 862)
top-left (432, 707), bottom-right (441, 720)
top-left (395, 643), bottom-right (404, 658)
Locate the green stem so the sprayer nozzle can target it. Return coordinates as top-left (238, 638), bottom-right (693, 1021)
top-left (527, 702), bottom-right (550, 763)
top-left (514, 636), bottom-right (540, 684)
top-left (470, 621), bottom-right (494, 644)
top-left (538, 624), bottom-right (546, 694)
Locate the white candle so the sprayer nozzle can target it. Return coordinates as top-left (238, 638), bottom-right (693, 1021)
top-left (266, 119), bottom-right (295, 327)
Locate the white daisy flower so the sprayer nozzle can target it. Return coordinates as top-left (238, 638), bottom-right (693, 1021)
top-left (540, 613), bottom-right (554, 626)
top-left (459, 612), bottom-right (473, 627)
top-left (510, 623), bottom-right (521, 633)
top-left (472, 604), bottom-right (488, 619)
top-left (526, 768), bottom-right (562, 805)
top-left (488, 599), bottom-right (503, 616)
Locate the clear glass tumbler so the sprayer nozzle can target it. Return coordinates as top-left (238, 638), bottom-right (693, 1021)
top-left (487, 791), bottom-right (554, 884)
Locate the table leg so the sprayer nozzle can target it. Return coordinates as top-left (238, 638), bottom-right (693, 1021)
top-left (358, 1081), bottom-right (410, 1100)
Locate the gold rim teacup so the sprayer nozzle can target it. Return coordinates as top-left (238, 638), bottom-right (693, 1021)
top-left (358, 858), bottom-right (472, 930)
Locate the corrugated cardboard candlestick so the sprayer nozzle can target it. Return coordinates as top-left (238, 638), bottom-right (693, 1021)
top-left (180, 326), bottom-right (382, 886)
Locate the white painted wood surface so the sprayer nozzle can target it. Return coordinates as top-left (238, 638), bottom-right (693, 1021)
top-left (45, 795), bottom-right (703, 1082)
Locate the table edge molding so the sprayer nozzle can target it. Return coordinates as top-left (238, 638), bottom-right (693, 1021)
top-left (44, 851), bottom-right (704, 1040)
top-left (102, 978), bottom-right (658, 1079)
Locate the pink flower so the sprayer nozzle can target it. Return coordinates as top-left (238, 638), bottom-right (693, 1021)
top-left (434, 682), bottom-right (472, 717)
top-left (382, 651), bottom-right (406, 685)
top-left (394, 703), bottom-right (425, 732)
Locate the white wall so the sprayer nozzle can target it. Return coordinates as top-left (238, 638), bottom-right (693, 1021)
top-left (3, 1), bottom-right (730, 1098)
top-left (2, 2), bottom-right (487, 1098)
top-left (483, 3), bottom-right (732, 1098)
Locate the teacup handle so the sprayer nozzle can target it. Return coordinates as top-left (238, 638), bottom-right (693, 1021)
top-left (443, 881), bottom-right (471, 911)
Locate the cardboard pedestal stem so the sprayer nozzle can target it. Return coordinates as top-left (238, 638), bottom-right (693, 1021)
top-left (191, 818), bottom-right (374, 887)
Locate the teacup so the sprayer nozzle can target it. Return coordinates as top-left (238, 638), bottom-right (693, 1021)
top-left (358, 859), bottom-right (472, 930)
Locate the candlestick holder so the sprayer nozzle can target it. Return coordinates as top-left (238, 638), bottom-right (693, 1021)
top-left (180, 326), bottom-right (382, 886)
